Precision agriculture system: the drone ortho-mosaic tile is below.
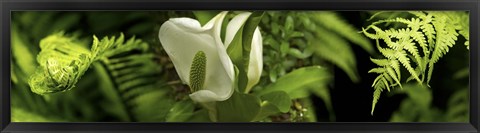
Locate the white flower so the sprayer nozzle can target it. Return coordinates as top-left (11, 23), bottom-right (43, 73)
top-left (158, 11), bottom-right (263, 103)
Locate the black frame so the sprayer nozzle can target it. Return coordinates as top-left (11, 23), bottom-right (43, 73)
top-left (1, 0), bottom-right (478, 132)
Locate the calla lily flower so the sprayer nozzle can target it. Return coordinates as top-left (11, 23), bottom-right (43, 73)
top-left (158, 11), bottom-right (263, 103)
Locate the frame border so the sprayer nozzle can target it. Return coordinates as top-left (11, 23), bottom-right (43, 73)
top-left (1, 0), bottom-right (478, 132)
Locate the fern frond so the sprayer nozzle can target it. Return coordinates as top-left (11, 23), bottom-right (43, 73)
top-left (368, 67), bottom-right (385, 74)
top-left (426, 12), bottom-right (460, 83)
top-left (385, 67), bottom-right (401, 88)
top-left (371, 75), bottom-right (386, 115)
top-left (94, 52), bottom-right (170, 122)
top-left (363, 11), bottom-right (468, 114)
top-left (28, 33), bottom-right (148, 95)
top-left (370, 58), bottom-right (390, 66)
top-left (29, 33), bottom-right (92, 94)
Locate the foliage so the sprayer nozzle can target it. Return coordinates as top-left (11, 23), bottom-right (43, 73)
top-left (256, 11), bottom-right (374, 121)
top-left (260, 11), bottom-right (373, 84)
top-left (389, 84), bottom-right (468, 122)
top-left (10, 11), bottom-right (469, 123)
top-left (362, 11), bottom-right (469, 114)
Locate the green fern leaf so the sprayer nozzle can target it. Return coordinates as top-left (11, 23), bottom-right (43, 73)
top-left (363, 11), bottom-right (468, 114)
top-left (368, 67), bottom-right (385, 74)
top-left (427, 12), bottom-right (460, 83)
top-left (28, 33), bottom-right (149, 95)
top-left (371, 76), bottom-right (385, 115)
top-left (91, 34), bottom-right (175, 122)
top-left (29, 33), bottom-right (92, 94)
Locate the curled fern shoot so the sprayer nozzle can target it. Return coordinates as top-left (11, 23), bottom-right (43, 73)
top-left (29, 33), bottom-right (149, 95)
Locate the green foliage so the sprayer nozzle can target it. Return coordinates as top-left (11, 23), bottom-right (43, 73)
top-left (446, 88), bottom-right (469, 122)
top-left (256, 11), bottom-right (373, 121)
top-left (389, 84), bottom-right (468, 122)
top-left (12, 107), bottom-right (65, 122)
top-left (363, 11), bottom-right (469, 114)
top-left (254, 91), bottom-right (291, 121)
top-left (258, 66), bottom-right (331, 98)
top-left (193, 11), bottom-right (221, 26)
top-left (91, 35), bottom-right (175, 122)
top-left (28, 33), bottom-right (147, 95)
top-left (11, 10), bottom-right (469, 123)
top-left (389, 84), bottom-right (435, 122)
top-left (166, 100), bottom-right (195, 122)
top-left (29, 33), bottom-right (92, 94)
top-left (11, 11), bottom-right (194, 123)
top-left (216, 92), bottom-right (261, 122)
top-left (256, 66), bottom-right (334, 120)
top-left (261, 11), bottom-right (373, 83)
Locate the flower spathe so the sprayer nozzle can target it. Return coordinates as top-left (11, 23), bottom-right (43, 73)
top-left (224, 12), bottom-right (263, 93)
top-left (158, 11), bottom-right (263, 103)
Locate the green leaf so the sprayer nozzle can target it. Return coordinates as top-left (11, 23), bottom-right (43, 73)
top-left (310, 11), bottom-right (374, 54)
top-left (166, 100), bottom-right (195, 122)
top-left (11, 24), bottom-right (36, 76)
top-left (260, 91), bottom-right (292, 112)
top-left (280, 41), bottom-right (290, 56)
top-left (130, 87), bottom-right (174, 122)
top-left (258, 66), bottom-right (332, 99)
top-left (187, 109), bottom-right (212, 122)
top-left (284, 15), bottom-right (294, 34)
top-left (310, 26), bottom-right (359, 82)
top-left (309, 84), bottom-right (335, 121)
top-left (253, 91), bottom-right (292, 121)
top-left (402, 83), bottom-right (431, 108)
top-left (193, 11), bottom-right (221, 26)
top-left (216, 91), bottom-right (261, 122)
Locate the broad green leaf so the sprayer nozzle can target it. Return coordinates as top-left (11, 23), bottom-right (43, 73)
top-left (260, 91), bottom-right (291, 112)
top-left (187, 109), bottom-right (212, 122)
top-left (253, 91), bottom-right (291, 121)
top-left (166, 100), bottom-right (195, 122)
top-left (216, 91), bottom-right (261, 122)
top-left (300, 98), bottom-right (318, 122)
top-left (309, 85), bottom-right (335, 121)
top-left (193, 11), bottom-right (221, 26)
top-left (131, 88), bottom-right (174, 122)
top-left (258, 66), bottom-right (332, 99)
